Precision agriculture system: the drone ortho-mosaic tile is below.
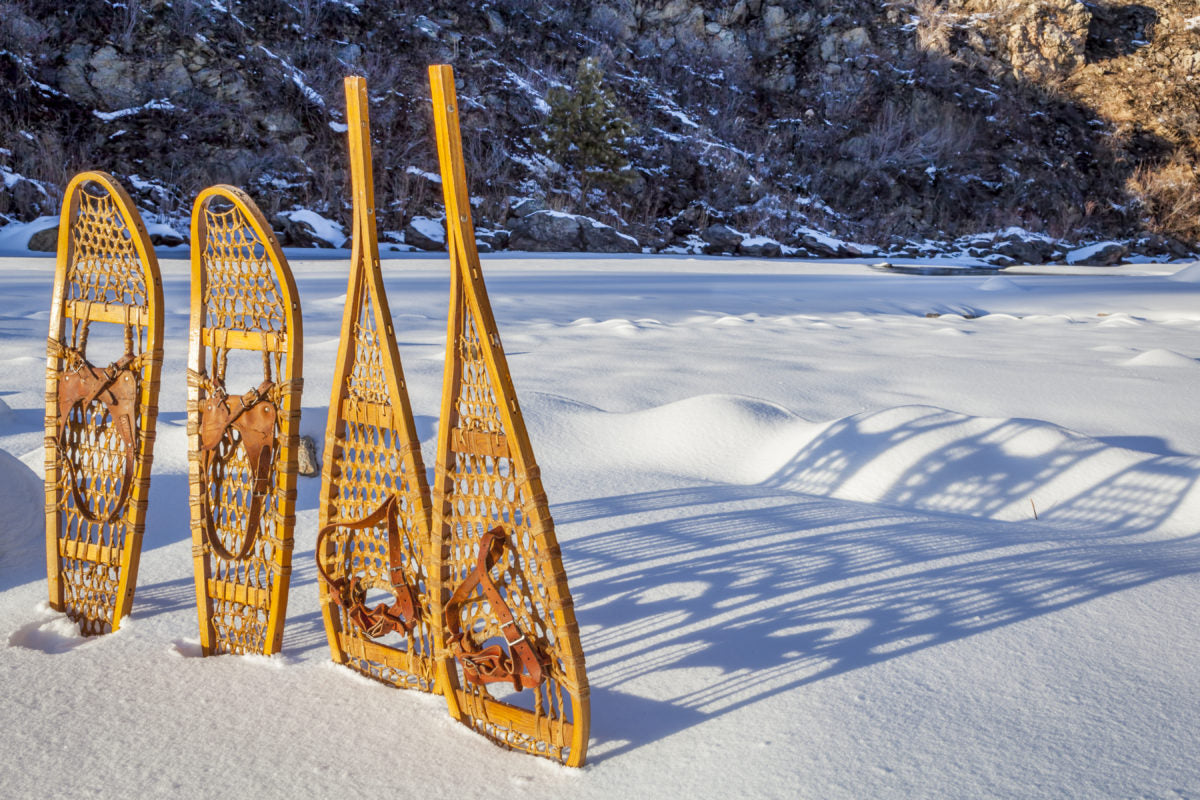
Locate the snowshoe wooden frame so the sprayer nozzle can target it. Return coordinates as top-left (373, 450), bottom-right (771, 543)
top-left (428, 64), bottom-right (590, 767)
top-left (44, 171), bottom-right (163, 636)
top-left (187, 185), bottom-right (303, 656)
top-left (316, 76), bottom-right (437, 691)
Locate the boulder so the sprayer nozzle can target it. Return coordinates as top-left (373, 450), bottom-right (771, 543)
top-left (1007, 0), bottom-right (1091, 83)
top-left (738, 236), bottom-right (782, 258)
top-left (508, 211), bottom-right (583, 252)
top-left (580, 218), bottom-right (640, 253)
top-left (793, 230), bottom-right (839, 258)
top-left (149, 230), bottom-right (186, 247)
top-left (994, 235), bottom-right (1055, 265)
top-left (1065, 241), bottom-right (1128, 266)
top-left (509, 196), bottom-right (546, 219)
top-left (296, 435), bottom-right (319, 477)
top-left (484, 8), bottom-right (506, 36)
top-left (701, 223), bottom-right (744, 253)
top-left (273, 214), bottom-right (334, 248)
top-left (28, 226), bottom-right (59, 252)
top-left (403, 216), bottom-right (446, 251)
top-left (475, 228), bottom-right (510, 252)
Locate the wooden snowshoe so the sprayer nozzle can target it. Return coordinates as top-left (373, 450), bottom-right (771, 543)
top-left (315, 76), bottom-right (437, 691)
top-left (427, 65), bottom-right (590, 767)
top-left (45, 172), bottom-right (164, 635)
top-left (188, 185), bottom-right (303, 656)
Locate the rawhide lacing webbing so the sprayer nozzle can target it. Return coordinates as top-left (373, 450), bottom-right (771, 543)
top-left (315, 494), bottom-right (421, 638)
top-left (50, 308), bottom-right (144, 524)
top-left (190, 332), bottom-right (280, 561)
top-left (445, 527), bottom-right (547, 691)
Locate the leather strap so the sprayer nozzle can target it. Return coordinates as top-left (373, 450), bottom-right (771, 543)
top-left (56, 353), bottom-right (139, 524)
top-left (315, 494), bottom-right (421, 638)
top-left (198, 379), bottom-right (277, 561)
top-left (444, 526), bottom-right (545, 691)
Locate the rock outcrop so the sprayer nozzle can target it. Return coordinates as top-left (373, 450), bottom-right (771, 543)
top-left (0, 0), bottom-right (1198, 261)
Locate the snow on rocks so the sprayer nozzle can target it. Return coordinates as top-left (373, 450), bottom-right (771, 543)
top-left (0, 215), bottom-right (59, 254)
top-left (402, 215), bottom-right (445, 251)
top-left (791, 225), bottom-right (877, 258)
top-left (276, 208), bottom-right (346, 248)
top-left (508, 210), bottom-right (640, 253)
top-left (92, 98), bottom-right (177, 122)
top-left (1065, 241), bottom-right (1129, 266)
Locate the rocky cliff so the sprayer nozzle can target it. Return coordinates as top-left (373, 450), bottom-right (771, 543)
top-left (2, 0), bottom-right (1198, 261)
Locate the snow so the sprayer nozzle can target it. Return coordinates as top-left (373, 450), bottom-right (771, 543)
top-left (0, 215), bottom-right (58, 253)
top-left (143, 219), bottom-right (186, 243)
top-left (92, 98), bottom-right (177, 122)
top-left (793, 225), bottom-right (878, 255)
top-left (257, 45), bottom-right (325, 108)
top-left (1065, 241), bottom-right (1123, 265)
top-left (405, 165), bottom-right (442, 183)
top-left (278, 209), bottom-right (347, 248)
top-left (1, 254), bottom-right (1199, 797)
top-left (408, 215), bottom-right (446, 244)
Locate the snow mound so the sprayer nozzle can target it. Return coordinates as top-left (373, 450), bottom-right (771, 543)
top-left (545, 394), bottom-right (817, 485)
top-left (1123, 349), bottom-right (1198, 368)
top-left (0, 448), bottom-right (48, 576)
top-left (0, 215), bottom-right (58, 254)
top-left (977, 276), bottom-right (1024, 292)
top-left (1168, 261), bottom-right (1200, 283)
top-left (556, 398), bottom-right (1200, 536)
top-left (763, 405), bottom-right (1200, 535)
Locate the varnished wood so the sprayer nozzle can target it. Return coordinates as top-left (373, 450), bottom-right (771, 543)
top-left (427, 64), bottom-right (591, 768)
top-left (188, 184), bottom-right (303, 656)
top-left (316, 76), bottom-right (437, 691)
top-left (44, 171), bottom-right (163, 635)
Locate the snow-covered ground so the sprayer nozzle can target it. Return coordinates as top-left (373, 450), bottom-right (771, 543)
top-left (2, 253), bottom-right (1199, 798)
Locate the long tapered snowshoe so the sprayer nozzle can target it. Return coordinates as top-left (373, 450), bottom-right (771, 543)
top-left (427, 65), bottom-right (590, 768)
top-left (315, 76), bottom-right (438, 691)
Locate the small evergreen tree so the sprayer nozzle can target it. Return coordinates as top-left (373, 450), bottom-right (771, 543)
top-left (545, 58), bottom-right (635, 200)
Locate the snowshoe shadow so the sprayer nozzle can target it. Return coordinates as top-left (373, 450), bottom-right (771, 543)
top-left (558, 483), bottom-right (1200, 763)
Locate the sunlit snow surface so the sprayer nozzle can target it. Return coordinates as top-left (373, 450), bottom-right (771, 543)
top-left (1, 253), bottom-right (1198, 798)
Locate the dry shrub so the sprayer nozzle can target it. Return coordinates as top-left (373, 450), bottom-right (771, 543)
top-left (913, 0), bottom-right (957, 54)
top-left (1127, 151), bottom-right (1200, 242)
